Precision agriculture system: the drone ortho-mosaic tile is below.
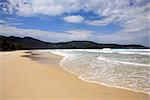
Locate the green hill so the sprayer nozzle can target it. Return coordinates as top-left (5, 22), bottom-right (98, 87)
top-left (0, 35), bottom-right (148, 51)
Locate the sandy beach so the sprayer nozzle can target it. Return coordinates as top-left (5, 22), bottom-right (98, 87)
top-left (0, 50), bottom-right (149, 100)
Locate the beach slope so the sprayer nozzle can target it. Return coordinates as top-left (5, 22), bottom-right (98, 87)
top-left (0, 51), bottom-right (149, 100)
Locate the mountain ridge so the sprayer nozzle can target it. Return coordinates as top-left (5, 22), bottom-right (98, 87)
top-left (0, 35), bottom-right (148, 51)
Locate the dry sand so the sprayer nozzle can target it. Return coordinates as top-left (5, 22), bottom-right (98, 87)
top-left (0, 50), bottom-right (149, 100)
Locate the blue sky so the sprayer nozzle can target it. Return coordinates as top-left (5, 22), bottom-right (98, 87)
top-left (0, 0), bottom-right (149, 46)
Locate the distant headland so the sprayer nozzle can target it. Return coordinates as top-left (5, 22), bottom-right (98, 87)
top-left (0, 35), bottom-right (149, 51)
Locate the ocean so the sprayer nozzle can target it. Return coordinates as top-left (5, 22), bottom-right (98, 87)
top-left (37, 49), bottom-right (150, 94)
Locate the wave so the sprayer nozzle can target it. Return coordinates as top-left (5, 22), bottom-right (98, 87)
top-left (36, 49), bottom-right (150, 56)
top-left (59, 55), bottom-right (150, 94)
top-left (117, 52), bottom-right (150, 55)
top-left (37, 49), bottom-right (150, 94)
top-left (58, 52), bottom-right (150, 94)
top-left (50, 49), bottom-right (150, 55)
top-left (97, 56), bottom-right (150, 66)
top-left (78, 76), bottom-right (150, 94)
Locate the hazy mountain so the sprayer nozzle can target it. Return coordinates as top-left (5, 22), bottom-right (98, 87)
top-left (0, 36), bottom-right (148, 51)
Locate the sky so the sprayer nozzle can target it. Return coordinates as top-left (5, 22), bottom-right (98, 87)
top-left (0, 0), bottom-right (149, 46)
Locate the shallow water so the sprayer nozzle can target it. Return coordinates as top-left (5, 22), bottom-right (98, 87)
top-left (38, 49), bottom-right (150, 94)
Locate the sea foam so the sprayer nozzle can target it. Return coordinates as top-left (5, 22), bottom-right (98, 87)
top-left (38, 49), bottom-right (150, 94)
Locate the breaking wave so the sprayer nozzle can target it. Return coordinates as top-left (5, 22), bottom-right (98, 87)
top-left (39, 49), bottom-right (150, 94)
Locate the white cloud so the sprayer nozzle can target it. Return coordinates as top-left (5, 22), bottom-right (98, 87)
top-left (1, 0), bottom-right (84, 16)
top-left (66, 30), bottom-right (93, 39)
top-left (2, 0), bottom-right (149, 27)
top-left (63, 15), bottom-right (84, 23)
top-left (0, 24), bottom-right (149, 46)
top-left (67, 30), bottom-right (93, 35)
top-left (85, 0), bottom-right (150, 26)
top-left (0, 18), bottom-right (23, 26)
top-left (85, 16), bottom-right (114, 26)
top-left (0, 0), bottom-right (149, 46)
top-left (0, 19), bottom-right (6, 24)
top-left (0, 24), bottom-right (92, 42)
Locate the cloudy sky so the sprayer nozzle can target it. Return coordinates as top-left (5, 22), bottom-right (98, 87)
top-left (0, 0), bottom-right (149, 46)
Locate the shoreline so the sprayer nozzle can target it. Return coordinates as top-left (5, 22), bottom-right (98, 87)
top-left (0, 50), bottom-right (149, 100)
top-left (63, 57), bottom-right (150, 95)
top-left (31, 50), bottom-right (150, 95)
top-left (50, 50), bottom-right (150, 95)
top-left (61, 63), bottom-right (150, 95)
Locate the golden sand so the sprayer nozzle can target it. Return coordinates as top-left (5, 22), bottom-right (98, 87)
top-left (0, 51), bottom-right (149, 100)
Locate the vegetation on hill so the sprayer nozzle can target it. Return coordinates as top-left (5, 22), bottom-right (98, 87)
top-left (0, 35), bottom-right (148, 51)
